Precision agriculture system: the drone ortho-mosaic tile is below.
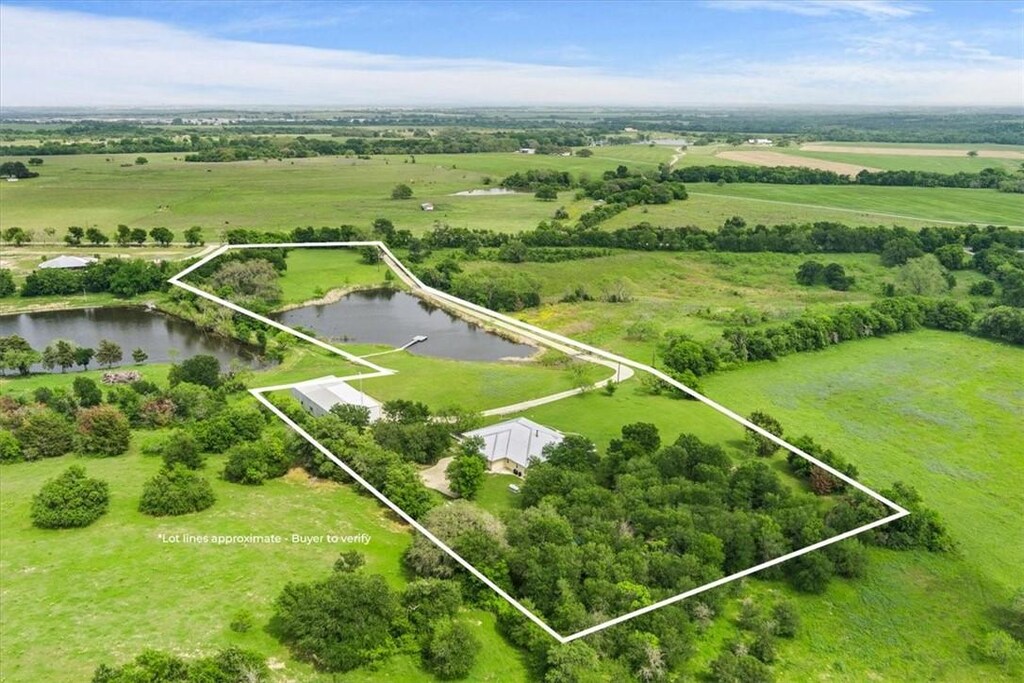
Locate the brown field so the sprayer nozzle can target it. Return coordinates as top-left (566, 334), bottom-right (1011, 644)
top-left (714, 149), bottom-right (878, 175)
top-left (800, 144), bottom-right (1024, 159)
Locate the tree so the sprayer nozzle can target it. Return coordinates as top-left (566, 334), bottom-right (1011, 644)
top-left (576, 148), bottom-right (594, 157)
top-left (115, 224), bottom-right (132, 247)
top-left (131, 347), bottom-right (148, 364)
top-left (273, 569), bottom-right (404, 672)
top-left (787, 552), bottom-right (834, 593)
top-left (15, 409), bottom-right (75, 459)
top-left (771, 601), bottom-right (800, 638)
top-left (422, 620), bottom-right (480, 680)
top-left (91, 647), bottom-right (269, 682)
top-left (880, 237), bottom-right (923, 266)
top-left (72, 376), bottom-right (103, 407)
top-left (822, 262), bottom-right (853, 291)
top-left (0, 269), bottom-right (16, 296)
top-left (161, 431), bottom-right (205, 470)
top-left (129, 228), bottom-right (147, 246)
top-left (168, 354), bottom-right (221, 388)
top-left (95, 339), bottom-right (124, 368)
top-left (64, 226), bottom-right (84, 246)
top-left (401, 579), bottom-right (462, 633)
top-left (209, 259), bottom-right (281, 303)
top-left (42, 339), bottom-right (78, 373)
top-left (74, 346), bottom-right (95, 370)
top-left (135, 156), bottom-right (149, 165)
top-left (184, 226), bottom-right (204, 246)
top-left (544, 641), bottom-right (604, 683)
top-left (446, 446), bottom-right (487, 499)
top-left (933, 243), bottom-right (969, 270)
top-left (150, 227), bottom-right (174, 246)
top-left (2, 227), bottom-right (31, 246)
top-left (76, 405), bottom-right (131, 456)
top-left (391, 183), bottom-right (413, 199)
top-left (329, 403), bottom-right (371, 429)
top-left (138, 465), bottom-right (216, 516)
top-left (535, 185), bottom-right (558, 201)
top-left (31, 465), bottom-right (109, 529)
top-left (28, 157), bottom-right (44, 166)
top-left (745, 411), bottom-right (784, 457)
top-left (895, 255), bottom-right (950, 296)
top-left (795, 260), bottom-right (824, 285)
top-left (0, 335), bottom-right (40, 375)
top-left (85, 227), bottom-right (109, 246)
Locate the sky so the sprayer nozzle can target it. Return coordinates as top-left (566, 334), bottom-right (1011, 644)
top-left (1, 0), bottom-right (1022, 108)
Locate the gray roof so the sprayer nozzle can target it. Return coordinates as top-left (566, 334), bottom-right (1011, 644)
top-left (38, 255), bottom-right (97, 269)
top-left (462, 418), bottom-right (564, 469)
top-left (292, 376), bottom-right (382, 415)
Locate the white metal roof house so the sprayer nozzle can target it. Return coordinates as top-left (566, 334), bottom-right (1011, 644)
top-left (461, 418), bottom-right (564, 475)
top-left (38, 255), bottom-right (98, 269)
top-left (290, 376), bottom-right (383, 421)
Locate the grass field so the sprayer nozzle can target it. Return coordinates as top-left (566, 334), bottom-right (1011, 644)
top-left (275, 248), bottom-right (396, 307)
top-left (703, 330), bottom-right (1023, 589)
top-left (454, 249), bottom-right (981, 362)
top-left (5, 145), bottom-right (1019, 242)
top-left (0, 441), bottom-right (529, 682)
top-left (771, 147), bottom-right (1024, 174)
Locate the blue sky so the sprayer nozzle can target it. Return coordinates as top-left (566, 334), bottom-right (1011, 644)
top-left (1, 0), bottom-right (1021, 107)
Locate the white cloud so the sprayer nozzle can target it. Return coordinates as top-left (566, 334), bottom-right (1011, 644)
top-left (0, 5), bottom-right (1019, 108)
top-left (704, 0), bottom-right (927, 19)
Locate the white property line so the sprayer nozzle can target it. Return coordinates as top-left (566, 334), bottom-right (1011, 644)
top-left (168, 241), bottom-right (909, 644)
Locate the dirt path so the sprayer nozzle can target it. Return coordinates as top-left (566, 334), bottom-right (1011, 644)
top-left (800, 144), bottom-right (1024, 159)
top-left (669, 146), bottom-right (685, 168)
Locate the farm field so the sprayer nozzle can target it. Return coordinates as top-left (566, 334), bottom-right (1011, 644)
top-left (768, 147), bottom-right (1024, 174)
top-left (0, 440), bottom-right (529, 682)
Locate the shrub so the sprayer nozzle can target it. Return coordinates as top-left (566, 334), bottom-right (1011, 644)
top-left (76, 405), bottom-right (131, 456)
top-left (160, 430), bottom-right (205, 470)
top-left (16, 408), bottom-right (75, 459)
top-left (72, 376), bottom-right (103, 407)
top-left (222, 436), bottom-right (290, 485)
top-left (446, 449), bottom-right (487, 499)
top-left (31, 465), bottom-right (109, 529)
top-left (422, 620), bottom-right (480, 680)
top-left (229, 610), bottom-right (255, 633)
top-left (272, 570), bottom-right (404, 672)
top-left (194, 405), bottom-right (265, 453)
top-left (138, 465), bottom-right (216, 516)
top-left (969, 279), bottom-right (996, 296)
top-left (168, 354), bottom-right (221, 389)
top-left (91, 647), bottom-right (269, 682)
top-left (0, 430), bottom-right (23, 463)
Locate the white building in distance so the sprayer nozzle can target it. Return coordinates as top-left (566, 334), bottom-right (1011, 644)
top-left (290, 376), bottom-right (383, 421)
top-left (38, 255), bottom-right (98, 269)
top-left (461, 417), bottom-right (564, 476)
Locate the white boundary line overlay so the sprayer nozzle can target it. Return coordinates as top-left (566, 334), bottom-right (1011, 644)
top-left (168, 241), bottom-right (909, 644)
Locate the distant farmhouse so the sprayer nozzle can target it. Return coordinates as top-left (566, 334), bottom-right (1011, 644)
top-left (462, 417), bottom-right (564, 477)
top-left (38, 255), bottom-right (98, 269)
top-left (517, 148), bottom-right (537, 154)
top-left (290, 376), bottom-right (383, 420)
top-left (747, 138), bottom-right (773, 146)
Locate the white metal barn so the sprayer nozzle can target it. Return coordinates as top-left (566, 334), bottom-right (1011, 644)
top-left (461, 417), bottom-right (564, 476)
top-left (38, 255), bottom-right (98, 269)
top-left (290, 376), bottom-right (383, 421)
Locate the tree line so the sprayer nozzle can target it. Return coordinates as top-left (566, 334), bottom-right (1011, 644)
top-left (0, 257), bottom-right (169, 299)
top-left (1, 224), bottom-right (205, 248)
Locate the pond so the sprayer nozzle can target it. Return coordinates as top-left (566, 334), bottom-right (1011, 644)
top-left (270, 289), bottom-right (535, 362)
top-left (0, 306), bottom-right (263, 372)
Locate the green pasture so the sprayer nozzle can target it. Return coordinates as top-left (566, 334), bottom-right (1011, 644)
top-left (275, 247), bottom-right (396, 307)
top-left (771, 147), bottom-right (1024, 174)
top-left (703, 330), bottom-right (1023, 589)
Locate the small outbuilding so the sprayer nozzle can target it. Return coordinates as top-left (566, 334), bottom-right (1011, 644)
top-left (38, 255), bottom-right (98, 269)
top-left (290, 376), bottom-right (383, 421)
top-left (461, 417), bottom-right (564, 476)
top-left (420, 202), bottom-right (434, 211)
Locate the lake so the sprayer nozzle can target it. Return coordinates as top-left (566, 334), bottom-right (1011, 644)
top-left (0, 306), bottom-right (262, 372)
top-left (271, 288), bottom-right (535, 361)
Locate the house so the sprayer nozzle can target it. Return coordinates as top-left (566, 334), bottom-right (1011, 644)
top-left (517, 148), bottom-right (537, 154)
top-left (747, 138), bottom-right (773, 146)
top-left (290, 376), bottom-right (383, 420)
top-left (38, 255), bottom-right (98, 269)
top-left (461, 418), bottom-right (564, 476)
top-left (420, 202), bottom-right (434, 211)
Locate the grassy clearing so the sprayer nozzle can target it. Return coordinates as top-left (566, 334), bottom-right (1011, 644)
top-left (770, 147), bottom-right (1024, 174)
top-left (703, 331), bottom-right (1023, 589)
top-left (0, 445), bottom-right (529, 682)
top-left (276, 248), bottom-right (395, 307)
top-left (457, 250), bottom-right (911, 360)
